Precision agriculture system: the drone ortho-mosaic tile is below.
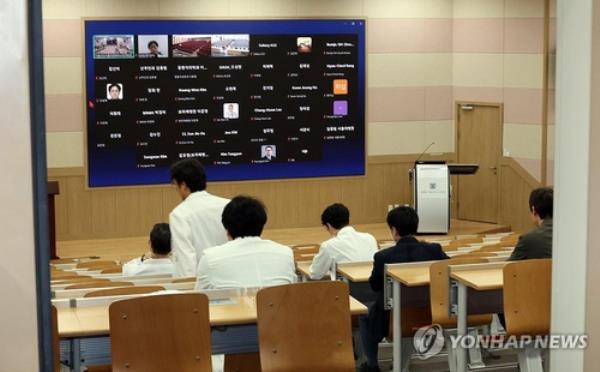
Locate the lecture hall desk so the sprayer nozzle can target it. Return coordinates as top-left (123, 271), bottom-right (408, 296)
top-left (449, 263), bottom-right (506, 372)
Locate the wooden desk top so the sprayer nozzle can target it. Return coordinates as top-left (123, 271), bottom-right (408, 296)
top-left (336, 263), bottom-right (372, 282)
top-left (450, 268), bottom-right (504, 291)
top-left (58, 296), bottom-right (367, 338)
top-left (386, 265), bottom-right (430, 287)
top-left (296, 261), bottom-right (312, 278)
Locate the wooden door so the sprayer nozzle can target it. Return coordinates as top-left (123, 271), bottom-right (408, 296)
top-left (456, 103), bottom-right (502, 223)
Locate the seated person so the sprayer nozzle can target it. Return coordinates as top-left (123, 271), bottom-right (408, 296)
top-left (359, 206), bottom-right (449, 372)
top-left (122, 223), bottom-right (173, 277)
top-left (195, 195), bottom-right (297, 289)
top-left (309, 203), bottom-right (378, 279)
top-left (509, 187), bottom-right (553, 260)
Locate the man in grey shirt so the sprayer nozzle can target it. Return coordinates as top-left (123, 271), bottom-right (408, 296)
top-left (509, 187), bottom-right (553, 260)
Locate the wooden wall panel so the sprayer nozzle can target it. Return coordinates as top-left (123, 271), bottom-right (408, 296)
top-left (49, 154), bottom-right (537, 240)
top-left (498, 157), bottom-right (541, 233)
top-left (49, 154), bottom-right (454, 240)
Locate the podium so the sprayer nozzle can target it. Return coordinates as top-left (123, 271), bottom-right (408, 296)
top-left (48, 181), bottom-right (59, 259)
top-left (411, 161), bottom-right (478, 234)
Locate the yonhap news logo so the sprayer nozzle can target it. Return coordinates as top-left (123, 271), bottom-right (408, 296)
top-left (413, 323), bottom-right (589, 358)
top-left (413, 324), bottom-right (445, 359)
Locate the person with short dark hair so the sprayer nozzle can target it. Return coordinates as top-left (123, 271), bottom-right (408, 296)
top-left (169, 159), bottom-right (229, 277)
top-left (122, 223), bottom-right (174, 277)
top-left (359, 206), bottom-right (449, 372)
top-left (262, 145), bottom-right (275, 161)
top-left (195, 196), bottom-right (296, 289)
top-left (509, 187), bottom-right (553, 260)
top-left (309, 203), bottom-right (378, 279)
top-left (147, 40), bottom-right (162, 57)
top-left (108, 83), bottom-right (122, 100)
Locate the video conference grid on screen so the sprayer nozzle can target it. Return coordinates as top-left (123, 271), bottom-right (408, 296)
top-left (86, 20), bottom-right (365, 187)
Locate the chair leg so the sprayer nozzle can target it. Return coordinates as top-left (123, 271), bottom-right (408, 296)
top-left (400, 337), bottom-right (414, 372)
top-left (518, 347), bottom-right (544, 372)
top-left (445, 334), bottom-right (457, 372)
top-left (467, 328), bottom-right (486, 369)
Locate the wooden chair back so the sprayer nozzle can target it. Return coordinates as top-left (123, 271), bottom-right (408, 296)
top-left (52, 277), bottom-right (108, 285)
top-left (429, 258), bottom-right (493, 327)
top-left (109, 293), bottom-right (212, 372)
top-left (85, 285), bottom-right (165, 298)
top-left (51, 271), bottom-right (80, 280)
top-left (76, 260), bottom-right (118, 269)
top-left (256, 282), bottom-right (354, 372)
top-left (476, 244), bottom-right (508, 252)
top-left (172, 277), bottom-right (196, 283)
top-left (51, 306), bottom-right (61, 371)
top-left (224, 353), bottom-right (261, 372)
top-left (101, 266), bottom-right (123, 274)
top-left (291, 243), bottom-right (320, 261)
top-left (503, 259), bottom-right (552, 337)
top-left (50, 258), bottom-right (77, 264)
top-left (451, 252), bottom-right (497, 259)
top-left (66, 281), bottom-right (133, 290)
top-left (452, 237), bottom-right (483, 246)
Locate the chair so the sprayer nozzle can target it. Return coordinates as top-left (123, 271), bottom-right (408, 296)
top-left (503, 259), bottom-right (552, 372)
top-left (451, 252), bottom-right (497, 259)
top-left (291, 243), bottom-right (320, 262)
top-left (101, 266), bottom-right (123, 274)
top-left (224, 353), bottom-right (261, 372)
top-left (109, 293), bottom-right (212, 372)
top-left (172, 277), bottom-right (196, 283)
top-left (256, 282), bottom-right (354, 372)
top-left (85, 285), bottom-right (165, 298)
top-left (65, 281), bottom-right (133, 290)
top-left (76, 260), bottom-right (118, 269)
top-left (52, 277), bottom-right (108, 285)
top-left (430, 258), bottom-right (493, 371)
top-left (50, 257), bottom-right (77, 264)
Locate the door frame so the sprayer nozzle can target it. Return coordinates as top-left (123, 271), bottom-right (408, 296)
top-left (454, 101), bottom-right (504, 223)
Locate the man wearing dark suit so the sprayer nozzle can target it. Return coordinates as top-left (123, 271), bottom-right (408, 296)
top-left (359, 206), bottom-right (449, 372)
top-left (509, 187), bottom-right (553, 260)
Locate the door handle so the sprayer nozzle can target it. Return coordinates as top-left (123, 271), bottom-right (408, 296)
top-left (489, 166), bottom-right (498, 175)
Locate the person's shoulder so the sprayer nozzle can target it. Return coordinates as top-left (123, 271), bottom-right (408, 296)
top-left (263, 239), bottom-right (294, 254)
top-left (205, 192), bottom-right (230, 206)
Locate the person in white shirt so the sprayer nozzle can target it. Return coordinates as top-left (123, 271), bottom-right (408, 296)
top-left (122, 223), bottom-right (174, 277)
top-left (169, 159), bottom-right (230, 277)
top-left (309, 203), bottom-right (378, 279)
top-left (195, 195), bottom-right (297, 290)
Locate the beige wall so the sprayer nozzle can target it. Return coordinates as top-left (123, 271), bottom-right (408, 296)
top-left (43, 0), bottom-right (550, 179)
top-left (0, 0), bottom-right (41, 370)
top-left (452, 0), bottom-right (547, 181)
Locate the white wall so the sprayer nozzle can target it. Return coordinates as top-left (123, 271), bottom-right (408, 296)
top-left (0, 0), bottom-right (41, 370)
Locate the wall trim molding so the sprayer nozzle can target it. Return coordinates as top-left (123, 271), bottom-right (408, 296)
top-left (501, 157), bottom-right (542, 188)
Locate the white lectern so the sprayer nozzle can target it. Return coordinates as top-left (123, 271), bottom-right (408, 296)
top-left (413, 162), bottom-right (450, 233)
top-left (411, 161), bottom-right (479, 234)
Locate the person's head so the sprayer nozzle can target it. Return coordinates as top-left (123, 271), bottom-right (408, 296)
top-left (170, 159), bottom-right (207, 200)
top-left (221, 196), bottom-right (267, 239)
top-left (148, 40), bottom-right (159, 54)
top-left (321, 203), bottom-right (350, 235)
top-left (149, 223), bottom-right (171, 255)
top-left (386, 206), bottom-right (419, 242)
top-left (108, 84), bottom-right (121, 99)
top-left (227, 103), bottom-right (235, 112)
top-left (265, 146), bottom-right (273, 157)
top-left (529, 187), bottom-right (553, 224)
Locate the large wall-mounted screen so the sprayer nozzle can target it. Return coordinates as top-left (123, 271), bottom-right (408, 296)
top-left (85, 19), bottom-right (365, 187)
